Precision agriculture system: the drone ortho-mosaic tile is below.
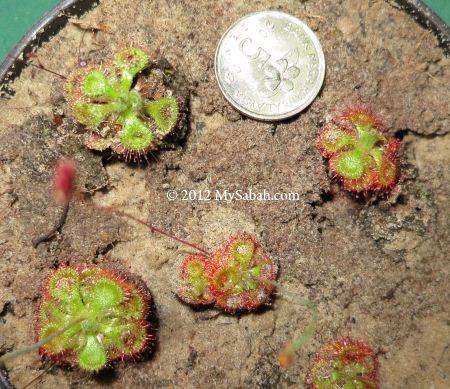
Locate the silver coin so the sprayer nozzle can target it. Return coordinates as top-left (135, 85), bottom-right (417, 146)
top-left (215, 11), bottom-right (325, 121)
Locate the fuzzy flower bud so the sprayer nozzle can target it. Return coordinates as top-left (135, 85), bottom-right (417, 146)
top-left (53, 159), bottom-right (76, 205)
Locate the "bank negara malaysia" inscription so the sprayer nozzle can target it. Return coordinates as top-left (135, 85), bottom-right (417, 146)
top-left (215, 11), bottom-right (325, 121)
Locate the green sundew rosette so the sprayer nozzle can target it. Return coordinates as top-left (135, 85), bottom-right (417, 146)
top-left (66, 47), bottom-right (182, 159)
top-left (310, 359), bottom-right (374, 389)
top-left (36, 266), bottom-right (151, 372)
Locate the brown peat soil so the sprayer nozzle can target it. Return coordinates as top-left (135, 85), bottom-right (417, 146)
top-left (0, 0), bottom-right (448, 388)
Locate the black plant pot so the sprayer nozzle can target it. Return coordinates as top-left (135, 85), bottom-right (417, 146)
top-left (0, 0), bottom-right (448, 388)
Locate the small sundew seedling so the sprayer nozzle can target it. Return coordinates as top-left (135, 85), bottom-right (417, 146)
top-left (65, 47), bottom-right (180, 161)
top-left (317, 105), bottom-right (399, 195)
top-left (172, 234), bottom-right (317, 364)
top-left (209, 235), bottom-right (278, 312)
top-left (35, 265), bottom-right (152, 371)
top-left (306, 338), bottom-right (379, 389)
top-left (176, 235), bottom-right (278, 312)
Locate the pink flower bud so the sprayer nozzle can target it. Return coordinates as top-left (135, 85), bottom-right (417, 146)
top-left (53, 159), bottom-right (76, 205)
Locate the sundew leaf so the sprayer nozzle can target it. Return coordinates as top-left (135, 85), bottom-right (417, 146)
top-left (78, 335), bottom-right (108, 371)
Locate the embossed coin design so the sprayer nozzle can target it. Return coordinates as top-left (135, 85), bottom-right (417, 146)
top-left (215, 11), bottom-right (325, 121)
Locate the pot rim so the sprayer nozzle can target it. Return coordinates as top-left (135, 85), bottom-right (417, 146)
top-left (0, 0), bottom-right (99, 95)
top-left (397, 0), bottom-right (449, 54)
top-left (0, 0), bottom-right (449, 95)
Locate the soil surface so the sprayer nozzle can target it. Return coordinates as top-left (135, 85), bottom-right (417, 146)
top-left (0, 0), bottom-right (449, 388)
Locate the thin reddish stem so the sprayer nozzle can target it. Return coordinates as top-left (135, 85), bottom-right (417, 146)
top-left (7, 53), bottom-right (67, 80)
top-left (113, 210), bottom-right (212, 257)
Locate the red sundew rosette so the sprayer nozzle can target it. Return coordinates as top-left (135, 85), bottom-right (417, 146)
top-left (317, 105), bottom-right (400, 194)
top-left (208, 235), bottom-right (278, 313)
top-left (343, 107), bottom-right (398, 192)
top-left (177, 255), bottom-right (215, 305)
top-left (306, 338), bottom-right (380, 389)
